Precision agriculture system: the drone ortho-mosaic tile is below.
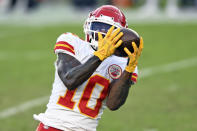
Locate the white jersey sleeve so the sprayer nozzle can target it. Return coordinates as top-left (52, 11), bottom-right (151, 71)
top-left (54, 33), bottom-right (78, 58)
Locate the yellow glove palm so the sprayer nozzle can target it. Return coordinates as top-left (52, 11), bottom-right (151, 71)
top-left (94, 26), bottom-right (123, 61)
top-left (124, 37), bottom-right (144, 73)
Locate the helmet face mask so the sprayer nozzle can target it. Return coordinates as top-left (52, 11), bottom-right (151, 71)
top-left (88, 22), bottom-right (117, 50)
top-left (84, 5), bottom-right (128, 50)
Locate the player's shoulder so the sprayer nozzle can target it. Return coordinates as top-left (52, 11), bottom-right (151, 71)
top-left (56, 32), bottom-right (82, 43)
top-left (54, 32), bottom-right (90, 56)
top-left (54, 33), bottom-right (80, 56)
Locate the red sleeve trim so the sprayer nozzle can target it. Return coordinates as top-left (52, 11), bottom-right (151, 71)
top-left (131, 73), bottom-right (138, 83)
top-left (54, 46), bottom-right (75, 55)
top-left (132, 73), bottom-right (138, 77)
top-left (56, 41), bottom-right (74, 50)
top-left (131, 77), bottom-right (137, 83)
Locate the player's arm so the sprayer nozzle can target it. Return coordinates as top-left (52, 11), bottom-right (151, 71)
top-left (57, 53), bottom-right (102, 90)
top-left (106, 71), bottom-right (132, 111)
top-left (106, 38), bottom-right (144, 111)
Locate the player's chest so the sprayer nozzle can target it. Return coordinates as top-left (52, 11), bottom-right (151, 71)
top-left (94, 56), bottom-right (127, 82)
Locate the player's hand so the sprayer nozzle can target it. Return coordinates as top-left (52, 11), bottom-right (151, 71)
top-left (124, 37), bottom-right (144, 73)
top-left (94, 26), bottom-right (123, 61)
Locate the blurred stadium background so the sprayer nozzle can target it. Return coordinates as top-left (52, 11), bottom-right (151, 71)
top-left (0, 0), bottom-right (197, 131)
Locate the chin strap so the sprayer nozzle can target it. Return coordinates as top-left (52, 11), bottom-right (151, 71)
top-left (88, 30), bottom-right (107, 51)
top-left (90, 40), bottom-right (98, 50)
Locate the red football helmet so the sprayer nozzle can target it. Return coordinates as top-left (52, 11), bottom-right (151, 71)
top-left (84, 5), bottom-right (128, 50)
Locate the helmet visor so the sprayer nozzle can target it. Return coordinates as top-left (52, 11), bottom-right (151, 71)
top-left (90, 22), bottom-right (115, 34)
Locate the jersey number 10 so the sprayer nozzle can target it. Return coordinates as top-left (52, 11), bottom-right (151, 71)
top-left (57, 75), bottom-right (110, 118)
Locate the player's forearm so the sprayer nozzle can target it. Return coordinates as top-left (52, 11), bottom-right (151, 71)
top-left (106, 71), bottom-right (132, 111)
top-left (63, 56), bottom-right (102, 90)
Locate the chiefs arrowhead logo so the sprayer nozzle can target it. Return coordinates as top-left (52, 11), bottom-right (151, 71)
top-left (108, 64), bottom-right (122, 79)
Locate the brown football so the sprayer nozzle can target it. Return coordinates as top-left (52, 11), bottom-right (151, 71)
top-left (116, 28), bottom-right (140, 57)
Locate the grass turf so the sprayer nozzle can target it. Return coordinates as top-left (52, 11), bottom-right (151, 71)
top-left (0, 23), bottom-right (196, 131)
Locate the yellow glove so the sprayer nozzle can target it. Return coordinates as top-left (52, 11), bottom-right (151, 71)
top-left (94, 26), bottom-right (123, 61)
top-left (124, 37), bottom-right (144, 73)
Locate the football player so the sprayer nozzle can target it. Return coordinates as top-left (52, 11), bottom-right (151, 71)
top-left (34, 5), bottom-right (143, 131)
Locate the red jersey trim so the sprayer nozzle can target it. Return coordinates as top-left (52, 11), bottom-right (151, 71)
top-left (56, 41), bottom-right (74, 50)
top-left (54, 46), bottom-right (75, 55)
top-left (131, 77), bottom-right (137, 83)
top-left (131, 73), bottom-right (138, 83)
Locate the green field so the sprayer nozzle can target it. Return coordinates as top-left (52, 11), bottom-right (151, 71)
top-left (0, 22), bottom-right (197, 131)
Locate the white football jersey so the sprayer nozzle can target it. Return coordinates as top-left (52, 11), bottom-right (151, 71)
top-left (34, 33), bottom-right (138, 131)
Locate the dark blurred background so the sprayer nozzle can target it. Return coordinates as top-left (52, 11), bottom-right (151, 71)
top-left (1, 0), bottom-right (197, 25)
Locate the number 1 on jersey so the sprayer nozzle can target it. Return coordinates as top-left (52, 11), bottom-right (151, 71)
top-left (57, 89), bottom-right (77, 110)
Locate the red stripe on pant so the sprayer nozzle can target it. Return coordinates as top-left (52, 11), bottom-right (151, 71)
top-left (36, 123), bottom-right (63, 131)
